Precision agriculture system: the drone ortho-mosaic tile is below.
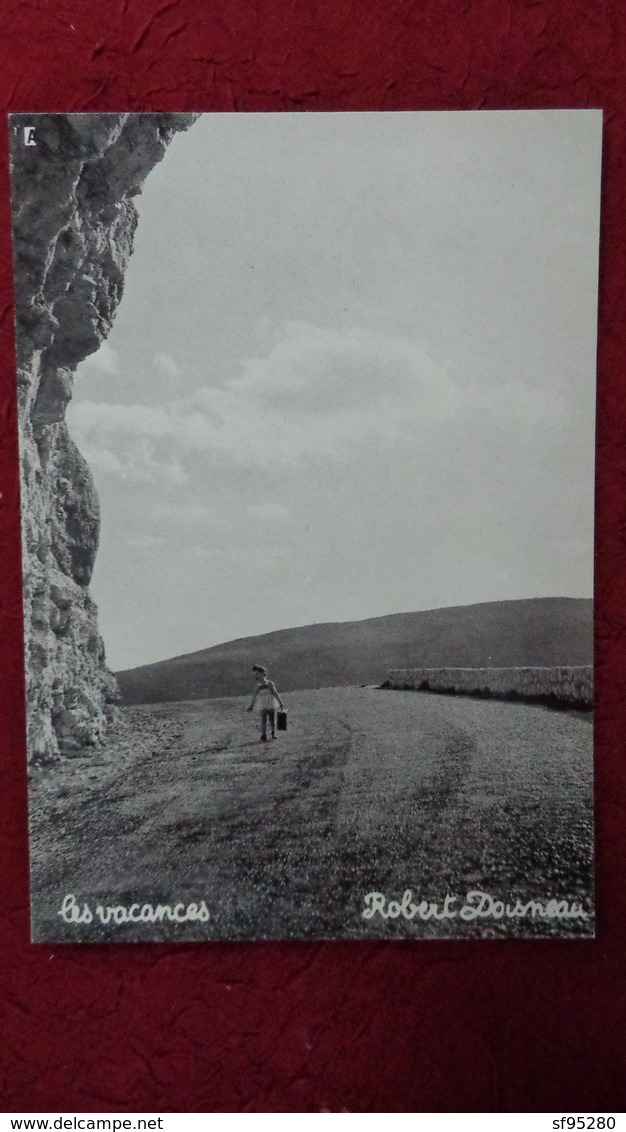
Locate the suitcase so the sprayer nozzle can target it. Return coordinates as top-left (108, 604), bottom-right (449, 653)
top-left (276, 710), bottom-right (288, 731)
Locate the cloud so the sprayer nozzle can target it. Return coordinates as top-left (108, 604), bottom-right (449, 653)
top-left (81, 341), bottom-right (120, 375)
top-left (70, 401), bottom-right (174, 439)
top-left (153, 352), bottom-right (182, 379)
top-left (73, 426), bottom-right (188, 486)
top-left (68, 322), bottom-right (458, 476)
top-left (79, 444), bottom-right (125, 476)
top-left (67, 320), bottom-right (568, 483)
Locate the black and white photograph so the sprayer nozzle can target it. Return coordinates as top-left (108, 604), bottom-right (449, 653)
top-left (9, 110), bottom-right (601, 941)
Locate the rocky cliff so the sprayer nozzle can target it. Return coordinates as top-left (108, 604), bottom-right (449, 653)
top-left (9, 113), bottom-right (196, 761)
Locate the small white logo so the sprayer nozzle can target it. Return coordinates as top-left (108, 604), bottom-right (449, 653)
top-left (23, 126), bottom-right (36, 146)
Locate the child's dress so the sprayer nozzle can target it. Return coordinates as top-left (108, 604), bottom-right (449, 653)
top-left (255, 682), bottom-right (281, 711)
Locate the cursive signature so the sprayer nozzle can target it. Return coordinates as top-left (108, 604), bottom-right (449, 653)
top-left (362, 889), bottom-right (590, 922)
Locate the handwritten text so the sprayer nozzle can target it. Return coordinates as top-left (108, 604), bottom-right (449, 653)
top-left (362, 889), bottom-right (590, 922)
top-left (58, 893), bottom-right (210, 926)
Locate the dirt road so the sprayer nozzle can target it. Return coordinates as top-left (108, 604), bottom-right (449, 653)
top-left (29, 687), bottom-right (594, 940)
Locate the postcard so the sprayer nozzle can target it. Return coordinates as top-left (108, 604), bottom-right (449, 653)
top-left (8, 110), bottom-right (601, 940)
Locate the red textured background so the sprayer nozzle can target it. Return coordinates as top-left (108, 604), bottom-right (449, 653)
top-left (0, 0), bottom-right (624, 1114)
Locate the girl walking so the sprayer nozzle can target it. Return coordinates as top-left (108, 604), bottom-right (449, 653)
top-left (247, 665), bottom-right (285, 742)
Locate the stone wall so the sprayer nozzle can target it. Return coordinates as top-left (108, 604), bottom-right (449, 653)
top-left (10, 113), bottom-right (196, 761)
top-left (384, 666), bottom-right (593, 709)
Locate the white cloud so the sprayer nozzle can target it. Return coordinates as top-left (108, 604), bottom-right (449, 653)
top-left (153, 352), bottom-right (182, 379)
top-left (72, 426), bottom-right (188, 486)
top-left (123, 439), bottom-right (188, 486)
top-left (67, 320), bottom-right (567, 482)
top-left (68, 322), bottom-right (458, 475)
top-left (70, 401), bottom-right (174, 439)
top-left (79, 444), bottom-right (125, 476)
top-left (81, 340), bottom-right (120, 375)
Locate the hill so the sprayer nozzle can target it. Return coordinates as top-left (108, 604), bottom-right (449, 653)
top-left (115, 597), bottom-right (593, 705)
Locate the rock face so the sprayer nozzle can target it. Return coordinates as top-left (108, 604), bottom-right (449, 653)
top-left (9, 113), bottom-right (196, 761)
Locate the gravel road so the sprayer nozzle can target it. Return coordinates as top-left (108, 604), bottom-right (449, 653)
top-left (29, 687), bottom-right (594, 941)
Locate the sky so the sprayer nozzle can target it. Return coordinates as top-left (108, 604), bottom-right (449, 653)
top-left (66, 110), bottom-right (602, 672)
